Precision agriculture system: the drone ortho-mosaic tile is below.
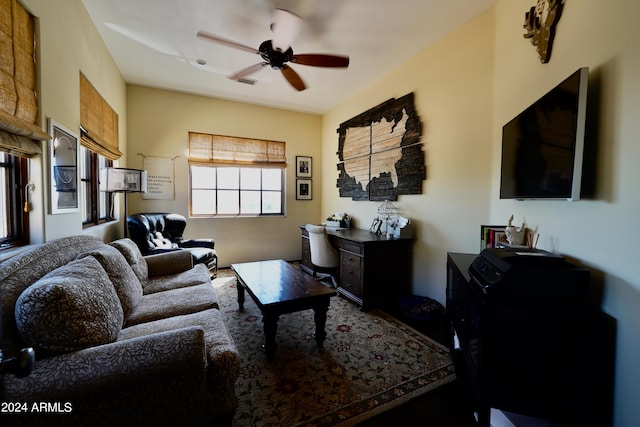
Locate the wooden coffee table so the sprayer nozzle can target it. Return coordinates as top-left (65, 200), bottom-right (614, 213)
top-left (231, 259), bottom-right (337, 359)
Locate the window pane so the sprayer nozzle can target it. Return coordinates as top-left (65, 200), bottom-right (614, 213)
top-left (189, 164), bottom-right (283, 216)
top-left (99, 191), bottom-right (107, 218)
top-left (191, 166), bottom-right (215, 189)
top-left (240, 190), bottom-right (260, 214)
top-left (0, 154), bottom-right (27, 246)
top-left (218, 190), bottom-right (239, 214)
top-left (241, 168), bottom-right (260, 190)
top-left (81, 180), bottom-right (90, 222)
top-left (217, 167), bottom-right (239, 189)
top-left (0, 163), bottom-right (7, 238)
top-left (262, 168), bottom-right (281, 190)
top-left (98, 155), bottom-right (110, 219)
top-left (262, 191), bottom-right (281, 214)
top-left (192, 189), bottom-right (216, 214)
top-left (80, 147), bottom-right (90, 222)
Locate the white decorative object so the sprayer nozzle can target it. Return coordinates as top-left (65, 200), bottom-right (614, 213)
top-left (505, 215), bottom-right (526, 245)
top-left (377, 200), bottom-right (399, 236)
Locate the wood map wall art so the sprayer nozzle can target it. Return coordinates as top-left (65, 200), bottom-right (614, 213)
top-left (523, 0), bottom-right (564, 63)
top-left (336, 93), bottom-right (425, 201)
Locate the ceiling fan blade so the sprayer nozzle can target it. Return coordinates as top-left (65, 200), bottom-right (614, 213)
top-left (270, 8), bottom-right (301, 52)
top-left (197, 31), bottom-right (260, 55)
top-left (229, 62), bottom-right (269, 81)
top-left (280, 65), bottom-right (306, 91)
top-left (291, 54), bottom-right (350, 68)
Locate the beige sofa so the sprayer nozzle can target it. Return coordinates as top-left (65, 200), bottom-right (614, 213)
top-left (0, 235), bottom-right (239, 427)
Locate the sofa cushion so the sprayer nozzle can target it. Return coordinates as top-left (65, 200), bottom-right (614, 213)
top-left (125, 282), bottom-right (219, 327)
top-left (110, 238), bottom-right (149, 286)
top-left (0, 235), bottom-right (106, 356)
top-left (77, 245), bottom-right (144, 319)
top-left (15, 256), bottom-right (123, 355)
top-left (145, 263), bottom-right (209, 294)
top-left (152, 231), bottom-right (175, 249)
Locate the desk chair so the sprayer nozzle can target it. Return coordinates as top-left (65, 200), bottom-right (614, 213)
top-left (305, 224), bottom-right (339, 288)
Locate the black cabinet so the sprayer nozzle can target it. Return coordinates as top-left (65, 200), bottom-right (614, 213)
top-left (446, 252), bottom-right (613, 427)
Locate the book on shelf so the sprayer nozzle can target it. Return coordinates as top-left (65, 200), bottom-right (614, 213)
top-left (480, 225), bottom-right (507, 250)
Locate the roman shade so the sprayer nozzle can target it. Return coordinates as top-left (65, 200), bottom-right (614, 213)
top-left (188, 131), bottom-right (286, 168)
top-left (0, 0), bottom-right (50, 158)
top-left (80, 72), bottom-right (122, 160)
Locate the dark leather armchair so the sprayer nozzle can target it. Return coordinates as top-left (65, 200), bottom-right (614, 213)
top-left (127, 213), bottom-right (217, 276)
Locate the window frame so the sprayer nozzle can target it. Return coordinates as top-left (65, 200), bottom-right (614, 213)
top-left (0, 153), bottom-right (29, 249)
top-left (80, 146), bottom-right (114, 227)
top-left (189, 165), bottom-right (285, 217)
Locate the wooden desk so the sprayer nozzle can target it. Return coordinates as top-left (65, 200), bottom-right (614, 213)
top-left (299, 226), bottom-right (413, 310)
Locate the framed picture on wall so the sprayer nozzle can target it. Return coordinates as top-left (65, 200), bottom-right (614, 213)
top-left (48, 118), bottom-right (79, 214)
top-left (296, 178), bottom-right (312, 200)
top-left (296, 156), bottom-right (312, 178)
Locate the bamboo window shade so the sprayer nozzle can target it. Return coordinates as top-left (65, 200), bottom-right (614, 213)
top-left (0, 0), bottom-right (50, 158)
top-left (188, 132), bottom-right (286, 168)
top-left (80, 72), bottom-right (122, 160)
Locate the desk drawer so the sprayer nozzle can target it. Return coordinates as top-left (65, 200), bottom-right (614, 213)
top-left (340, 252), bottom-right (362, 296)
top-left (339, 241), bottom-right (364, 256)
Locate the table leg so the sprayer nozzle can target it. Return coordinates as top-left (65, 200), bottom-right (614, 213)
top-left (262, 313), bottom-right (279, 360)
top-left (313, 298), bottom-right (330, 349)
top-left (236, 280), bottom-right (246, 311)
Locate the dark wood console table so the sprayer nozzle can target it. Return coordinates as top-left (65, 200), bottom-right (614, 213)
top-left (299, 226), bottom-right (412, 310)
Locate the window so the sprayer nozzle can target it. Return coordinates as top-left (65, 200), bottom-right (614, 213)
top-left (0, 152), bottom-right (28, 248)
top-left (80, 146), bottom-right (114, 226)
top-left (79, 73), bottom-right (122, 226)
top-left (188, 132), bottom-right (286, 216)
top-left (191, 166), bottom-right (283, 215)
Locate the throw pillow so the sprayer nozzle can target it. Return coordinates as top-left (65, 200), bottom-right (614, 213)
top-left (77, 245), bottom-right (143, 320)
top-left (15, 256), bottom-right (123, 355)
top-left (109, 238), bottom-right (149, 286)
top-left (152, 231), bottom-right (174, 248)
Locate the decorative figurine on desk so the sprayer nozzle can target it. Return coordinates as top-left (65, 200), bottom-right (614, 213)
top-left (505, 214), bottom-right (526, 245)
top-left (377, 200), bottom-right (399, 237)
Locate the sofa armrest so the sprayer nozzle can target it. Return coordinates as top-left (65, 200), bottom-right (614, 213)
top-left (4, 327), bottom-right (207, 401)
top-left (179, 238), bottom-right (215, 249)
top-left (145, 250), bottom-right (193, 277)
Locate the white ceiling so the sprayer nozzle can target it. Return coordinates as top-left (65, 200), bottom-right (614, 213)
top-left (82, 0), bottom-right (495, 114)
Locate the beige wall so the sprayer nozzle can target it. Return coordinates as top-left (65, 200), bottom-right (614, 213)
top-left (490, 2), bottom-right (640, 426)
top-left (126, 85), bottom-right (322, 267)
top-left (322, 10), bottom-right (496, 302)
top-left (22, 0), bottom-right (125, 244)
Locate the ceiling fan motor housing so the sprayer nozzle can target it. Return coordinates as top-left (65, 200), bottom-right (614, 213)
top-left (259, 40), bottom-right (293, 69)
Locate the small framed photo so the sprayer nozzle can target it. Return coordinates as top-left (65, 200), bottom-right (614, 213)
top-left (296, 178), bottom-right (312, 200)
top-left (296, 155), bottom-right (312, 178)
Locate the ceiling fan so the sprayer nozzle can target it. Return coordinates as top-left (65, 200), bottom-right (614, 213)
top-left (197, 8), bottom-right (349, 91)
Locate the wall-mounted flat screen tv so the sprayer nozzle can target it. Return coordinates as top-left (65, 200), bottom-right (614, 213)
top-left (500, 67), bottom-right (588, 200)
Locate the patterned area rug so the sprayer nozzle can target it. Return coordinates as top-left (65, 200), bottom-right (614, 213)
top-left (212, 269), bottom-right (455, 427)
